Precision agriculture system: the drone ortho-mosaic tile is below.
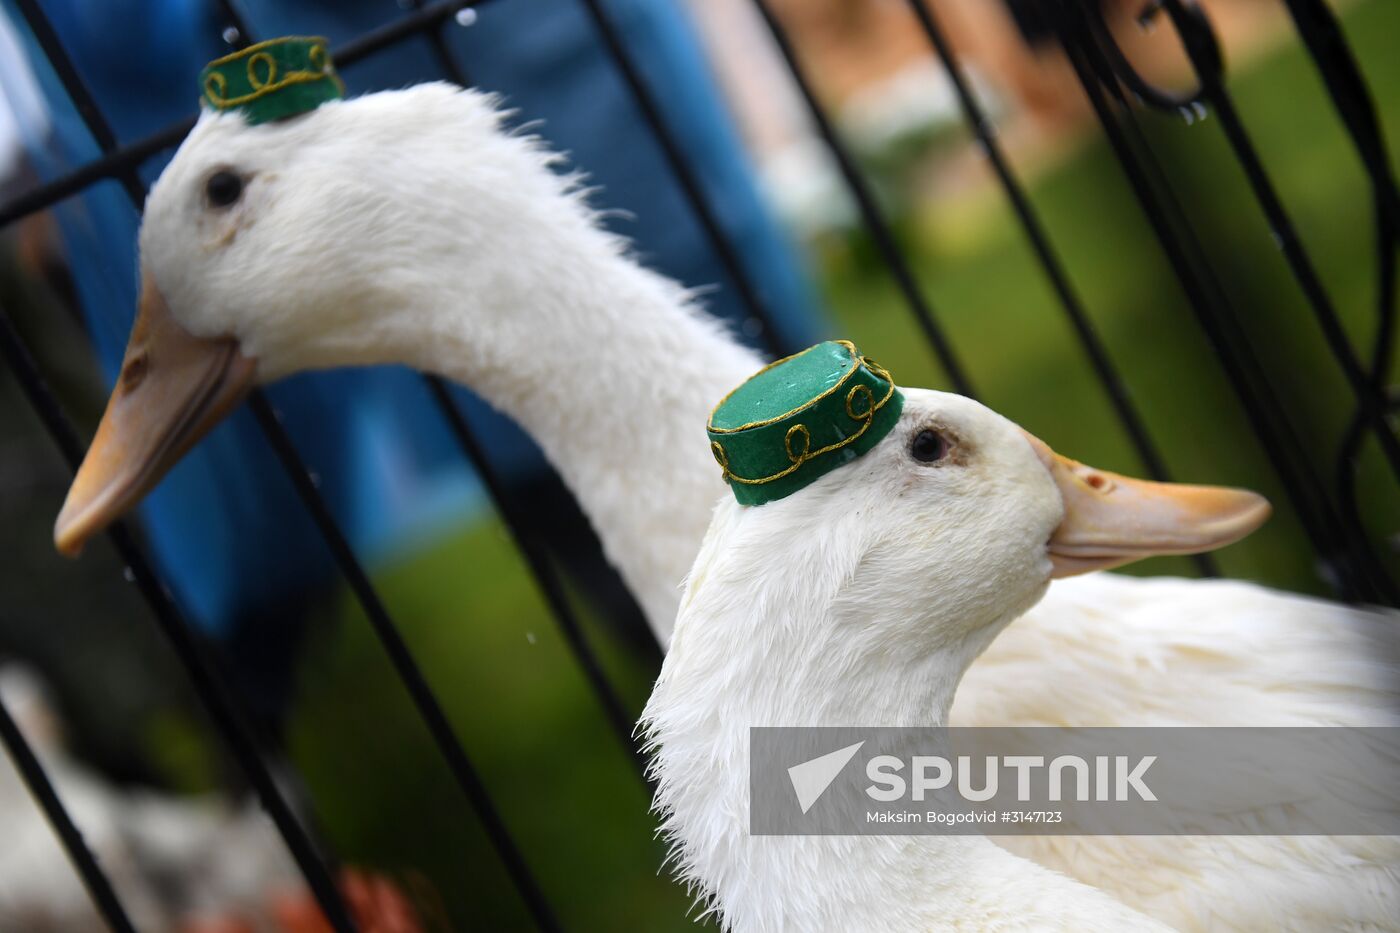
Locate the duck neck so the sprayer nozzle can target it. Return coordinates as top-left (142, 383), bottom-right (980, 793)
top-left (644, 522), bottom-right (1154, 931)
top-left (383, 205), bottom-right (763, 636)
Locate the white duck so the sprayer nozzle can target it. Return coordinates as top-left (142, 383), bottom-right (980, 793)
top-left (0, 662), bottom-right (333, 932)
top-left (50, 72), bottom-right (1399, 928)
top-left (644, 366), bottom-right (1209, 932)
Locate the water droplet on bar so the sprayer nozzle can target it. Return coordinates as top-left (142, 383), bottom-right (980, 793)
top-left (222, 26), bottom-right (241, 45)
top-left (122, 566), bottom-right (136, 583)
top-left (455, 8), bottom-right (477, 27)
top-left (1192, 101), bottom-right (1208, 121)
top-left (309, 471), bottom-right (322, 488)
top-left (1269, 229), bottom-right (1284, 249)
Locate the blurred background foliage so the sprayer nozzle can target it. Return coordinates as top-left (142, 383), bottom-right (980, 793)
top-left (1, 0), bottom-right (1397, 928)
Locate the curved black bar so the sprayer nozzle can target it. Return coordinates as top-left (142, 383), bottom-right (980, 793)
top-left (747, 0), bottom-right (976, 397)
top-left (0, 676), bottom-right (138, 933)
top-left (1082, 0), bottom-right (1400, 486)
top-left (0, 306), bottom-right (357, 933)
top-left (10, 0), bottom-right (560, 928)
top-left (1052, 0), bottom-right (1396, 603)
top-left (1279, 0), bottom-right (1399, 555)
top-left (1087, 0), bottom-right (1214, 111)
top-left (903, 0), bottom-right (1216, 578)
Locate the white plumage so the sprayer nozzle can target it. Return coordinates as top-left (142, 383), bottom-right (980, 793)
top-left (65, 83), bottom-right (1400, 929)
top-left (644, 388), bottom-right (1174, 931)
top-left (0, 663), bottom-right (303, 932)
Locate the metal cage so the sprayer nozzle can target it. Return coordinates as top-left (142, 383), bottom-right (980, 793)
top-left (0, 0), bottom-right (1395, 929)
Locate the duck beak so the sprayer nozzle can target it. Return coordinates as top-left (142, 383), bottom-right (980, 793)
top-left (1021, 432), bottom-right (1271, 578)
top-left (54, 276), bottom-right (256, 557)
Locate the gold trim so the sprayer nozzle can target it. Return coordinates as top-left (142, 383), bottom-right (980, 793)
top-left (712, 368), bottom-right (897, 486)
top-left (845, 383), bottom-right (873, 420)
top-left (203, 37), bottom-right (340, 110)
top-left (707, 339), bottom-right (861, 434)
top-left (784, 424), bottom-right (812, 464)
top-left (247, 52), bottom-right (277, 90)
top-left (710, 441), bottom-right (730, 471)
top-left (203, 35), bottom-right (328, 70)
top-left (204, 71), bottom-right (229, 105)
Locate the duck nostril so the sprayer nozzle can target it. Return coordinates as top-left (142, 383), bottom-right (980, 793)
top-left (120, 353), bottom-right (149, 393)
top-left (1085, 473), bottom-right (1109, 492)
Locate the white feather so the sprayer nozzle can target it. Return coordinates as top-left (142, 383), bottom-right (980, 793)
top-left (136, 83), bottom-right (1400, 930)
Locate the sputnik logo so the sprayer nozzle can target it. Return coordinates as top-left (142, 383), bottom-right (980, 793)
top-left (788, 741), bottom-right (865, 814)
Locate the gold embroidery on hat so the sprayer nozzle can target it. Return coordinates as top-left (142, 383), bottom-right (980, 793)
top-left (247, 52), bottom-right (276, 90)
top-left (713, 367), bottom-right (897, 487)
top-left (784, 424), bottom-right (812, 464)
top-left (204, 71), bottom-right (229, 105)
top-left (202, 38), bottom-right (341, 111)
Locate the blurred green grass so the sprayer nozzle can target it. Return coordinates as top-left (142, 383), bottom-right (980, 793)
top-left (281, 3), bottom-right (1400, 928)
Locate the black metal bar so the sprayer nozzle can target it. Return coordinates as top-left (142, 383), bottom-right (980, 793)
top-left (0, 307), bottom-right (357, 933)
top-left (1203, 87), bottom-right (1400, 479)
top-left (403, 6), bottom-right (658, 778)
top-left (10, 1), bottom-right (560, 927)
top-left (0, 122), bottom-right (191, 228)
top-left (246, 396), bottom-right (561, 933)
top-left (1077, 0), bottom-right (1397, 594)
top-left (334, 0), bottom-right (489, 64)
top-left (1071, 25), bottom-right (1358, 592)
top-left (0, 0), bottom-right (491, 229)
top-left (1098, 0), bottom-right (1400, 482)
top-left (1279, 0), bottom-right (1400, 557)
top-left (423, 378), bottom-right (657, 780)
top-left (209, 0), bottom-right (655, 821)
top-left (1080, 2), bottom-right (1397, 601)
top-left (574, 0), bottom-right (786, 357)
top-left (903, 0), bottom-right (1215, 577)
top-left (11, 0), bottom-right (149, 206)
top-left (0, 688), bottom-right (139, 933)
top-left (1053, 1), bottom-right (1396, 602)
top-left (1280, 0), bottom-right (1400, 229)
top-left (747, 0), bottom-right (975, 396)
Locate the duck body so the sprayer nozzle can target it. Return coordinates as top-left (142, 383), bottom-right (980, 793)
top-left (58, 82), bottom-right (1400, 930)
top-left (643, 388), bottom-right (1174, 932)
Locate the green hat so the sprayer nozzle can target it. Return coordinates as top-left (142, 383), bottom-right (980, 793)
top-left (200, 37), bottom-right (344, 125)
top-left (708, 340), bottom-right (904, 506)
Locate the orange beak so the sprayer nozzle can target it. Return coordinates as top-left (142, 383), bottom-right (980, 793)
top-left (1022, 432), bottom-right (1271, 578)
top-left (54, 276), bottom-right (256, 556)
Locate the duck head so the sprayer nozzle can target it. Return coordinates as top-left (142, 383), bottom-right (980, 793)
top-left (654, 380), bottom-right (1253, 932)
top-left (693, 386), bottom-right (1269, 659)
top-left (54, 83), bottom-right (584, 555)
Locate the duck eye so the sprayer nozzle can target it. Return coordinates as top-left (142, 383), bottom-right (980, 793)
top-left (205, 170), bottom-right (244, 208)
top-left (910, 428), bottom-right (947, 463)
